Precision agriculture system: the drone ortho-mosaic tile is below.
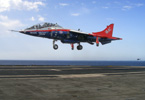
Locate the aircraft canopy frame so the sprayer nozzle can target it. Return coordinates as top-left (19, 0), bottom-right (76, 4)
top-left (26, 22), bottom-right (63, 30)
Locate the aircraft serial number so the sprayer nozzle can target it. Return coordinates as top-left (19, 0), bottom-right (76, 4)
top-left (30, 32), bottom-right (37, 34)
top-left (39, 32), bottom-right (47, 35)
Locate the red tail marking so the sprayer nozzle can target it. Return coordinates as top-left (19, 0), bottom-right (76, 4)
top-left (92, 24), bottom-right (114, 38)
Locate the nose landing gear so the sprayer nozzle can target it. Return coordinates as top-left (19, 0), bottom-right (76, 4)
top-left (53, 40), bottom-right (58, 50)
top-left (53, 44), bottom-right (58, 50)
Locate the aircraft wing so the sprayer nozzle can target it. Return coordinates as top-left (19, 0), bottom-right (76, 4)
top-left (70, 30), bottom-right (90, 35)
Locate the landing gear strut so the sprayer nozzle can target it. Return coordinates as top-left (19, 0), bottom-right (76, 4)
top-left (71, 44), bottom-right (74, 50)
top-left (53, 40), bottom-right (58, 50)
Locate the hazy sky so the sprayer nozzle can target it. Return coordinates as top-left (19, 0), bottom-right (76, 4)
top-left (0, 0), bottom-right (145, 61)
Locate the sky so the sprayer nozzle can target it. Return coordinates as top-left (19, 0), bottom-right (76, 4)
top-left (0, 0), bottom-right (145, 61)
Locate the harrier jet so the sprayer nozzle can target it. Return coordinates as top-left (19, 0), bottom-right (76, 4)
top-left (12, 23), bottom-right (122, 50)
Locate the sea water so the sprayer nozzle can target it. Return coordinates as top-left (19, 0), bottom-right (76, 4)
top-left (0, 60), bottom-right (145, 66)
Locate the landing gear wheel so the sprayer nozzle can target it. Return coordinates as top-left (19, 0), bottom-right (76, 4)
top-left (53, 44), bottom-right (58, 50)
top-left (97, 43), bottom-right (99, 47)
top-left (77, 45), bottom-right (83, 50)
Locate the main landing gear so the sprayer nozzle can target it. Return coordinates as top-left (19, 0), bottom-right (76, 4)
top-left (52, 40), bottom-right (83, 50)
top-left (71, 43), bottom-right (83, 50)
top-left (53, 40), bottom-right (58, 50)
top-left (77, 44), bottom-right (83, 50)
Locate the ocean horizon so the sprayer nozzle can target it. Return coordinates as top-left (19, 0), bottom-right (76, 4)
top-left (0, 60), bottom-right (145, 66)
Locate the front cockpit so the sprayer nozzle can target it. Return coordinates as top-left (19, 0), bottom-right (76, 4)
top-left (25, 22), bottom-right (63, 30)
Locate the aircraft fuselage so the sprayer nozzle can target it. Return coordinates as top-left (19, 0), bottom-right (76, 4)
top-left (21, 29), bottom-right (96, 44)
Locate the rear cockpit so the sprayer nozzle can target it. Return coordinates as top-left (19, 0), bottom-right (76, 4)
top-left (25, 22), bottom-right (63, 30)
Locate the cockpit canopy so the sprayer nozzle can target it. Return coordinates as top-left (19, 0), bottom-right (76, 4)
top-left (26, 22), bottom-right (63, 30)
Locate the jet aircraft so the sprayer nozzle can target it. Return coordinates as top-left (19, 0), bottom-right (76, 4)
top-left (12, 23), bottom-right (122, 50)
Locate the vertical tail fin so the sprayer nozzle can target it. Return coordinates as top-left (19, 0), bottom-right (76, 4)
top-left (92, 24), bottom-right (114, 38)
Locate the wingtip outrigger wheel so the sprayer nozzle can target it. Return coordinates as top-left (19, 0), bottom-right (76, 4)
top-left (96, 37), bottom-right (99, 47)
